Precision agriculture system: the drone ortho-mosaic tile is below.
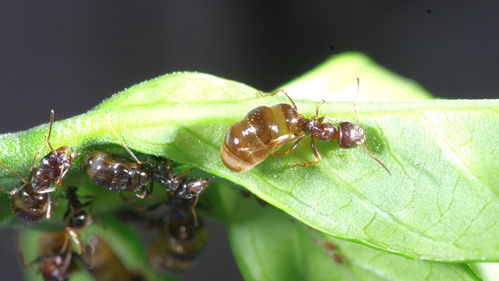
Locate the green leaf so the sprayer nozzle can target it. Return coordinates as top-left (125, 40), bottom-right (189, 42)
top-left (282, 52), bottom-right (433, 101)
top-left (0, 52), bottom-right (497, 262)
top-left (207, 182), bottom-right (481, 281)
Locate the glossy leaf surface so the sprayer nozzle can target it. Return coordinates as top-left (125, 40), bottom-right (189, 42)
top-left (0, 53), bottom-right (497, 261)
top-left (208, 183), bottom-right (481, 281)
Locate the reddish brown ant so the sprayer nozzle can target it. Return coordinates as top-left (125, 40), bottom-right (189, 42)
top-left (0, 110), bottom-right (76, 222)
top-left (220, 79), bottom-right (391, 174)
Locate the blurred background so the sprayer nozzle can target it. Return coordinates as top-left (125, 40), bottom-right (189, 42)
top-left (0, 1), bottom-right (497, 280)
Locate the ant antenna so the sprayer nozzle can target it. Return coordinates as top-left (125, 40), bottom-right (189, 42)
top-left (354, 78), bottom-right (391, 176)
top-left (46, 110), bottom-right (56, 152)
top-left (354, 78), bottom-right (361, 127)
top-left (362, 143), bottom-right (391, 176)
top-left (106, 112), bottom-right (142, 165)
top-left (0, 161), bottom-right (27, 184)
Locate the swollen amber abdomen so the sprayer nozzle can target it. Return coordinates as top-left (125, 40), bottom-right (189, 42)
top-left (220, 103), bottom-right (300, 172)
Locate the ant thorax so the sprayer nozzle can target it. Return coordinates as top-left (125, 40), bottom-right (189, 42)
top-left (302, 119), bottom-right (337, 141)
top-left (337, 122), bottom-right (365, 148)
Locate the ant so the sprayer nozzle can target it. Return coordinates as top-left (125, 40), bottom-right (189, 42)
top-left (61, 186), bottom-right (93, 255)
top-left (220, 79), bottom-right (391, 175)
top-left (113, 169), bottom-right (210, 273)
top-left (147, 195), bottom-right (208, 273)
top-left (84, 114), bottom-right (211, 201)
top-left (34, 231), bottom-right (78, 281)
top-left (84, 235), bottom-right (145, 281)
top-left (31, 186), bottom-right (92, 281)
top-left (84, 150), bottom-right (211, 201)
top-left (0, 110), bottom-right (76, 222)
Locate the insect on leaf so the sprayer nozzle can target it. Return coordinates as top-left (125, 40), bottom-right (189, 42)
top-left (0, 52), bottom-right (497, 262)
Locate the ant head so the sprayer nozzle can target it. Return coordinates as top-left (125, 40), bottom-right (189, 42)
top-left (185, 178), bottom-right (211, 195)
top-left (68, 210), bottom-right (91, 229)
top-left (338, 122), bottom-right (365, 148)
top-left (56, 146), bottom-right (77, 163)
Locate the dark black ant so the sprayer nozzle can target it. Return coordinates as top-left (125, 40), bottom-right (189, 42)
top-left (29, 110), bottom-right (76, 192)
top-left (85, 148), bottom-right (211, 202)
top-left (84, 114), bottom-right (211, 200)
top-left (61, 186), bottom-right (93, 255)
top-left (0, 110), bottom-right (75, 222)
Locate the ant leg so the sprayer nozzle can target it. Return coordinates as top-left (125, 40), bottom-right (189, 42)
top-left (191, 195), bottom-right (200, 227)
top-left (60, 249), bottom-right (73, 274)
top-left (146, 178), bottom-right (155, 196)
top-left (0, 186), bottom-right (19, 196)
top-left (68, 229), bottom-right (82, 255)
top-left (54, 165), bottom-right (66, 186)
top-left (272, 135), bottom-right (306, 157)
top-left (292, 136), bottom-right (322, 168)
top-left (0, 161), bottom-right (28, 184)
top-left (106, 112), bottom-right (142, 164)
top-left (135, 186), bottom-right (148, 199)
top-left (258, 89), bottom-right (298, 111)
top-left (36, 186), bottom-right (56, 194)
top-left (61, 230), bottom-right (70, 254)
top-left (45, 197), bottom-right (53, 219)
top-left (315, 100), bottom-right (326, 118)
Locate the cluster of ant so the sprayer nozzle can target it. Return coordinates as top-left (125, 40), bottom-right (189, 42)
top-left (2, 83), bottom-right (390, 281)
top-left (0, 111), bottom-right (211, 281)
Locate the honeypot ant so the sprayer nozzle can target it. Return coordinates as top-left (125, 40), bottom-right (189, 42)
top-left (0, 110), bottom-right (76, 222)
top-left (220, 79), bottom-right (391, 174)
